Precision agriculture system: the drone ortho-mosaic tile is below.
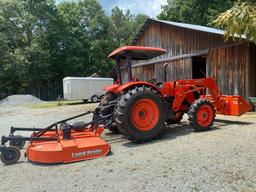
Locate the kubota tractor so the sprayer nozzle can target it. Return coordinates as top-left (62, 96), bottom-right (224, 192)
top-left (99, 46), bottom-right (250, 142)
top-left (0, 46), bottom-right (250, 165)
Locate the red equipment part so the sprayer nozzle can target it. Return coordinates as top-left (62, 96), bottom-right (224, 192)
top-left (108, 46), bottom-right (166, 60)
top-left (131, 98), bottom-right (160, 131)
top-left (0, 110), bottom-right (111, 165)
top-left (196, 105), bottom-right (214, 127)
top-left (205, 95), bottom-right (251, 116)
top-left (170, 78), bottom-right (251, 116)
top-left (27, 126), bottom-right (110, 164)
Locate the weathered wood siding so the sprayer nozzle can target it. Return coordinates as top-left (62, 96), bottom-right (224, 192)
top-left (119, 20), bottom-right (256, 97)
top-left (155, 58), bottom-right (192, 81)
top-left (124, 21), bottom-right (224, 82)
top-left (132, 65), bottom-right (155, 81)
top-left (135, 21), bottom-right (225, 58)
top-left (131, 58), bottom-right (192, 82)
top-left (249, 43), bottom-right (256, 97)
top-left (208, 43), bottom-right (249, 97)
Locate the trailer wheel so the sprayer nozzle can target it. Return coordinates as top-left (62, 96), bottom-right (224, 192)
top-left (115, 86), bottom-right (165, 142)
top-left (1, 146), bottom-right (21, 165)
top-left (100, 92), bottom-right (119, 134)
top-left (9, 135), bottom-right (26, 149)
top-left (188, 99), bottom-right (215, 131)
top-left (91, 95), bottom-right (99, 103)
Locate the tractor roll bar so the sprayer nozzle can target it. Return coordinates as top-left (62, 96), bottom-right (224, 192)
top-left (116, 58), bottom-right (122, 85)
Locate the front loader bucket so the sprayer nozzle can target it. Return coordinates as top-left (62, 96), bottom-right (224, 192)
top-left (216, 96), bottom-right (251, 116)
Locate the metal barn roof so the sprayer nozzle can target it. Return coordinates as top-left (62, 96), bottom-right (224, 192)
top-left (131, 18), bottom-right (225, 45)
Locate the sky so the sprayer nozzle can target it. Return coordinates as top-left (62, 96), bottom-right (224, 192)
top-left (99, 0), bottom-right (167, 17)
top-left (56, 0), bottom-right (168, 17)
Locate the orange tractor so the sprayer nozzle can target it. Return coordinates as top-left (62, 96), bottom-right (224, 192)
top-left (100, 46), bottom-right (250, 141)
top-left (0, 46), bottom-right (251, 165)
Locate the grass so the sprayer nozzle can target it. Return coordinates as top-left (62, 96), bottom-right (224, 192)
top-left (29, 100), bottom-right (84, 109)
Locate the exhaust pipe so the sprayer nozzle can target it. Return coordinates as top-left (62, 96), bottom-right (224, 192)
top-left (163, 63), bottom-right (169, 82)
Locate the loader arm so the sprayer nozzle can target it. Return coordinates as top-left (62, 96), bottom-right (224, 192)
top-left (172, 78), bottom-right (250, 116)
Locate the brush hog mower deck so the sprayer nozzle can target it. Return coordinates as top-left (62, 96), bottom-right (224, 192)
top-left (0, 109), bottom-right (111, 165)
top-left (0, 46), bottom-right (251, 165)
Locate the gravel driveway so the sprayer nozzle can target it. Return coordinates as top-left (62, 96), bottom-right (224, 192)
top-left (0, 104), bottom-right (255, 192)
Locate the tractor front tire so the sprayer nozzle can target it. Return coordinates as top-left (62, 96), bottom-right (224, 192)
top-left (188, 99), bottom-right (215, 131)
top-left (100, 92), bottom-right (119, 134)
top-left (115, 86), bottom-right (165, 142)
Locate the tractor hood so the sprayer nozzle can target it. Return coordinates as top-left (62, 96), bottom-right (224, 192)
top-left (108, 46), bottom-right (166, 60)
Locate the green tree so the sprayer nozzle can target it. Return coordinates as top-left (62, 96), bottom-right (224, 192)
top-left (158, 0), bottom-right (235, 26)
top-left (111, 7), bottom-right (147, 46)
top-left (0, 0), bottom-right (148, 100)
top-left (0, 0), bottom-right (56, 96)
top-left (213, 1), bottom-right (256, 43)
top-left (50, 0), bottom-right (114, 78)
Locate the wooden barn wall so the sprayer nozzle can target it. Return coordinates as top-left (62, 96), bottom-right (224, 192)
top-left (208, 43), bottom-right (249, 97)
top-left (131, 58), bottom-right (192, 82)
top-left (132, 65), bottom-right (155, 81)
top-left (249, 43), bottom-right (256, 97)
top-left (155, 58), bottom-right (192, 81)
top-left (135, 21), bottom-right (225, 59)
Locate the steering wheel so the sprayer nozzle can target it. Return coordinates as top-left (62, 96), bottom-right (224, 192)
top-left (147, 78), bottom-right (163, 88)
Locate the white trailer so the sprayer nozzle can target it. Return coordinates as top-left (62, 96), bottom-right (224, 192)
top-left (63, 77), bottom-right (113, 102)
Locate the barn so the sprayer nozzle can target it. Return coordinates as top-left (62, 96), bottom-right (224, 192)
top-left (120, 18), bottom-right (256, 98)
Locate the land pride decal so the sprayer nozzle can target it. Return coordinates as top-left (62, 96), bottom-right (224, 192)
top-left (72, 149), bottom-right (102, 158)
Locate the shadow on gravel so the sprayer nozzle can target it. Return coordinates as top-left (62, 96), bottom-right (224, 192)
top-left (213, 119), bottom-right (254, 129)
top-left (122, 118), bottom-right (255, 148)
top-left (122, 123), bottom-right (220, 148)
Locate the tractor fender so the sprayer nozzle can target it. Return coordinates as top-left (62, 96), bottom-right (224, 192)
top-left (104, 84), bottom-right (120, 94)
top-left (117, 81), bottom-right (161, 94)
top-left (104, 82), bottom-right (161, 95)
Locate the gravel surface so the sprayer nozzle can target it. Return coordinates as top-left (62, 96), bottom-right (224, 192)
top-left (0, 95), bottom-right (42, 106)
top-left (0, 104), bottom-right (255, 192)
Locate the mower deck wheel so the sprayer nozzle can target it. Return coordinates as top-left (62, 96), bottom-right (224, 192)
top-left (9, 135), bottom-right (26, 149)
top-left (1, 146), bottom-right (21, 165)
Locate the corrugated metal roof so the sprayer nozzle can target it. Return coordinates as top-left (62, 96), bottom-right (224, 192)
top-left (131, 18), bottom-right (225, 45)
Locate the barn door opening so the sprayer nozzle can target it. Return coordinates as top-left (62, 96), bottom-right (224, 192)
top-left (192, 56), bottom-right (206, 79)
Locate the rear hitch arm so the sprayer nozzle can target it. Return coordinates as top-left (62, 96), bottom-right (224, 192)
top-left (10, 126), bottom-right (46, 134)
top-left (2, 135), bottom-right (58, 144)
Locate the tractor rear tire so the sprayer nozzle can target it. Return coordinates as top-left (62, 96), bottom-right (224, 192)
top-left (188, 99), bottom-right (215, 131)
top-left (100, 92), bottom-right (119, 134)
top-left (115, 86), bottom-right (165, 142)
